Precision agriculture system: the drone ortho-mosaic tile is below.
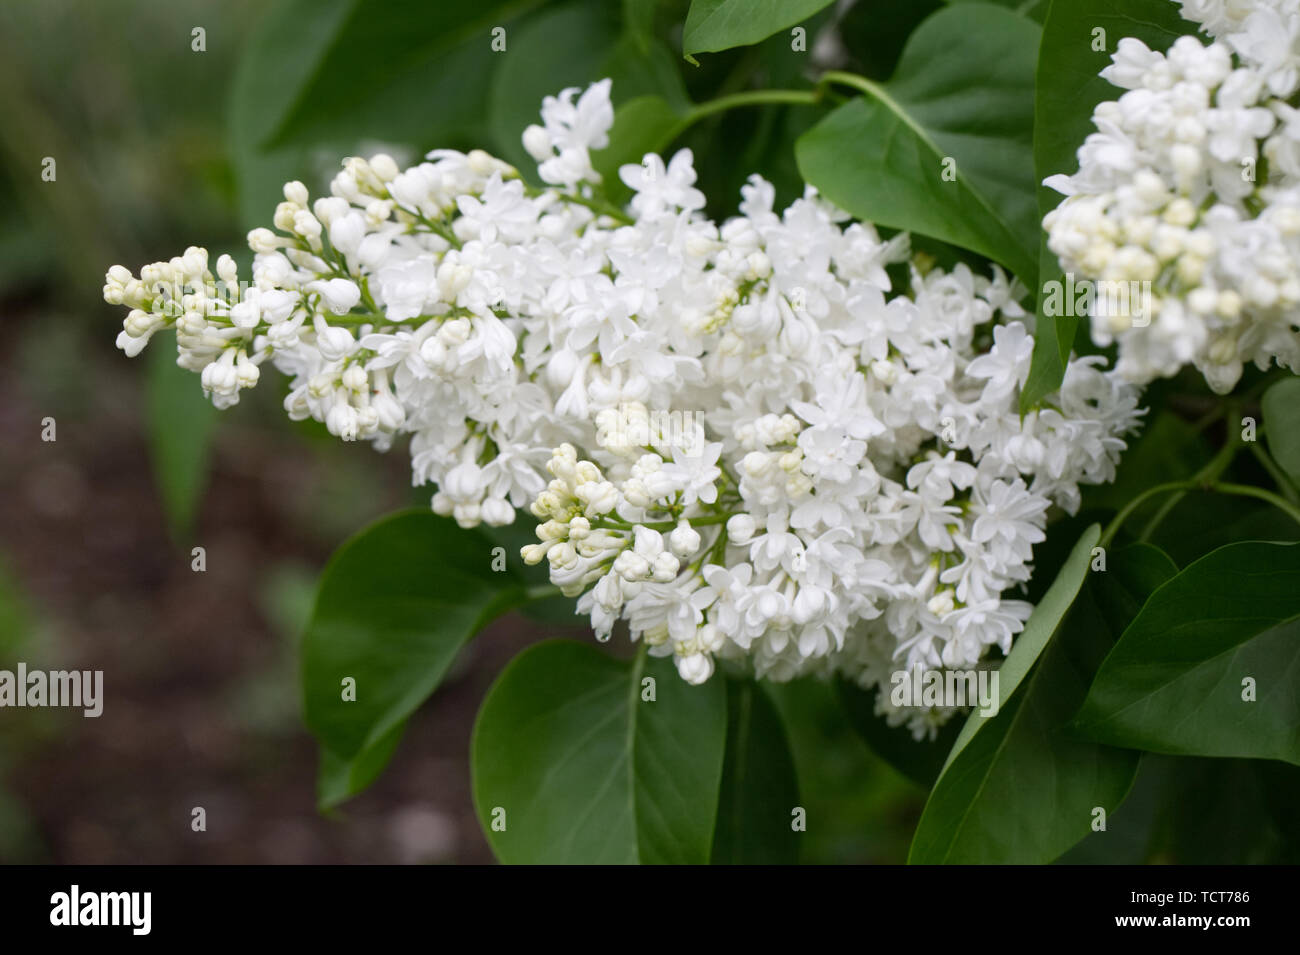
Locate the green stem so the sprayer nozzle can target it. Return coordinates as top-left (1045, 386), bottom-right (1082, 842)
top-left (1136, 488), bottom-right (1183, 543)
top-left (556, 191), bottom-right (634, 226)
top-left (1107, 475), bottom-right (1300, 549)
top-left (815, 69), bottom-right (944, 169)
top-left (358, 274), bottom-right (381, 315)
top-left (1248, 441), bottom-right (1300, 505)
top-left (674, 73), bottom-right (890, 138)
top-left (1106, 480), bottom-right (1201, 549)
top-left (1212, 481), bottom-right (1300, 526)
top-left (816, 69), bottom-right (883, 99)
top-left (1138, 411), bottom-right (1240, 541)
top-left (391, 201), bottom-right (462, 248)
top-left (593, 513), bottom-right (731, 533)
top-left (524, 584), bottom-right (559, 603)
top-left (682, 88), bottom-right (822, 127)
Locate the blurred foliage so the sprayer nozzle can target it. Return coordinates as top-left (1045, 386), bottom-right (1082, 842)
top-left (0, 0), bottom-right (253, 300)
top-left (0, 557), bottom-right (51, 861)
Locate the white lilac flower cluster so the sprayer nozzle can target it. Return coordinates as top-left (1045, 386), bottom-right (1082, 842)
top-left (1044, 0), bottom-right (1300, 393)
top-left (104, 80), bottom-right (1142, 737)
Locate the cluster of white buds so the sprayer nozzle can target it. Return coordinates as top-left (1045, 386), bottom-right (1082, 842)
top-left (1044, 0), bottom-right (1300, 392)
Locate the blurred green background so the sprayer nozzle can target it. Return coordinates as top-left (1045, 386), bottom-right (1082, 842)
top-left (0, 0), bottom-right (930, 864)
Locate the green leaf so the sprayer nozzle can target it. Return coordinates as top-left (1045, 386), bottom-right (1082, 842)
top-left (1057, 751), bottom-right (1166, 864)
top-left (1073, 541), bottom-right (1300, 765)
top-left (488, 3), bottom-right (688, 175)
top-left (303, 510), bottom-right (527, 805)
top-left (1019, 245), bottom-right (1074, 411)
top-left (711, 678), bottom-right (801, 863)
top-left (1090, 542), bottom-right (1181, 628)
top-left (1147, 488), bottom-right (1300, 566)
top-left (837, 0), bottom-right (944, 81)
top-left (908, 535), bottom-right (1163, 864)
top-left (796, 4), bottom-right (1041, 288)
top-left (764, 677), bottom-right (921, 863)
top-left (317, 721), bottom-right (405, 810)
top-left (940, 523), bottom-right (1100, 772)
top-left (590, 95), bottom-right (686, 200)
top-left (834, 678), bottom-right (961, 788)
top-left (1060, 751), bottom-right (1300, 864)
top-left (471, 641), bottom-right (727, 863)
top-left (228, 0), bottom-right (355, 228)
top-left (478, 521), bottom-right (581, 627)
top-left (1263, 376), bottom-right (1300, 488)
top-left (683, 0), bottom-right (836, 57)
top-left (262, 0), bottom-right (547, 151)
top-left (145, 339), bottom-right (216, 537)
top-left (944, 0), bottom-right (1048, 21)
top-left (1021, 0), bottom-right (1196, 410)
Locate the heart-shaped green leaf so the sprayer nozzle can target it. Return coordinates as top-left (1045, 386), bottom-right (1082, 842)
top-left (1073, 540), bottom-right (1300, 765)
top-left (683, 0), bottom-right (836, 57)
top-left (796, 3), bottom-right (1041, 288)
top-left (303, 510), bottom-right (528, 807)
top-left (711, 678), bottom-right (801, 863)
top-left (908, 539), bottom-right (1168, 863)
top-left (472, 640), bottom-right (727, 863)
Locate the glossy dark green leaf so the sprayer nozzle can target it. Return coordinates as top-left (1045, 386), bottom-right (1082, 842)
top-left (683, 0), bottom-right (836, 57)
top-left (1089, 542), bottom-right (1180, 629)
top-left (943, 0), bottom-right (1048, 20)
top-left (1056, 751), bottom-right (1166, 864)
top-left (1073, 541), bottom-right (1300, 765)
top-left (711, 678), bottom-right (801, 863)
top-left (908, 540), bottom-right (1169, 863)
top-left (796, 4), bottom-right (1040, 288)
top-left (471, 641), bottom-right (727, 863)
top-left (764, 677), bottom-right (922, 863)
top-left (317, 721), bottom-right (405, 810)
top-left (262, 0), bottom-right (547, 151)
top-left (303, 510), bottom-right (527, 806)
top-left (940, 524), bottom-right (1100, 771)
top-left (1060, 752), bottom-right (1300, 864)
top-left (478, 521), bottom-right (578, 627)
top-left (1147, 488), bottom-right (1300, 566)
